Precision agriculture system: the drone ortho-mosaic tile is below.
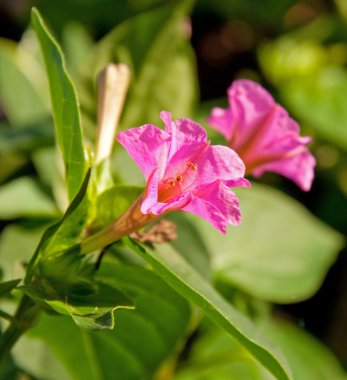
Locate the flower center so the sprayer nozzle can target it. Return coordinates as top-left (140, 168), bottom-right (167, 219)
top-left (158, 161), bottom-right (198, 202)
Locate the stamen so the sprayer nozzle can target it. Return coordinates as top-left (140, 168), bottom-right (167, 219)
top-left (186, 161), bottom-right (198, 170)
top-left (167, 178), bottom-right (176, 186)
top-left (176, 175), bottom-right (183, 182)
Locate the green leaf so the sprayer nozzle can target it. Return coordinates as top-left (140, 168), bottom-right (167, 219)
top-left (18, 170), bottom-right (134, 330)
top-left (21, 281), bottom-right (134, 331)
top-left (25, 169), bottom-right (91, 285)
top-left (11, 334), bottom-right (70, 380)
top-left (0, 225), bottom-right (45, 282)
top-left (260, 319), bottom-right (347, 380)
top-left (282, 67), bottom-right (347, 151)
top-left (31, 8), bottom-right (87, 201)
top-left (0, 279), bottom-right (21, 298)
top-left (62, 22), bottom-right (94, 74)
top-left (26, 262), bottom-right (191, 380)
top-left (0, 177), bottom-right (58, 220)
top-left (121, 33), bottom-right (198, 129)
top-left (94, 185), bottom-right (143, 228)
top-left (258, 36), bottom-right (347, 150)
top-left (77, 0), bottom-right (197, 132)
top-left (41, 169), bottom-right (91, 256)
top-left (186, 184), bottom-right (344, 303)
top-left (0, 38), bottom-right (50, 126)
top-left (168, 212), bottom-right (211, 278)
top-left (173, 321), bottom-right (273, 380)
top-left (125, 238), bottom-right (292, 380)
top-left (0, 153), bottom-right (26, 184)
top-left (0, 119), bottom-right (54, 155)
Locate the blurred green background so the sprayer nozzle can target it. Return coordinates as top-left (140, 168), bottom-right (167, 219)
top-left (0, 0), bottom-right (347, 377)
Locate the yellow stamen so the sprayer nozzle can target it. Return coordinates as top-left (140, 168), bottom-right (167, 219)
top-left (186, 161), bottom-right (197, 170)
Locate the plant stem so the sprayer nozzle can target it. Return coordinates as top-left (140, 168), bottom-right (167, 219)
top-left (80, 195), bottom-right (158, 254)
top-left (0, 295), bottom-right (40, 364)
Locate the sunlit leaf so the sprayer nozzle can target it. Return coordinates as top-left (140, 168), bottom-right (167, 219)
top-left (0, 177), bottom-right (58, 220)
top-left (25, 262), bottom-right (191, 380)
top-left (173, 321), bottom-right (274, 380)
top-left (125, 238), bottom-right (292, 380)
top-left (186, 184), bottom-right (344, 303)
top-left (77, 0), bottom-right (197, 133)
top-left (31, 8), bottom-right (87, 200)
top-left (0, 39), bottom-right (50, 126)
top-left (260, 318), bottom-right (347, 380)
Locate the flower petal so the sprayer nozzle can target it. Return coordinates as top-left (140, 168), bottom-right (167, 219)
top-left (252, 150), bottom-right (316, 191)
top-left (206, 107), bottom-right (233, 140)
top-left (226, 79), bottom-right (275, 149)
top-left (141, 169), bottom-right (160, 213)
top-left (169, 118), bottom-right (207, 161)
top-left (183, 195), bottom-right (227, 234)
top-left (183, 180), bottom-right (243, 234)
top-left (117, 124), bottom-right (169, 180)
top-left (150, 193), bottom-right (191, 215)
top-left (194, 180), bottom-right (242, 226)
top-left (197, 145), bottom-right (246, 186)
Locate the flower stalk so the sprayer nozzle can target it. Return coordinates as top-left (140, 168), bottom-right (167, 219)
top-left (80, 194), bottom-right (158, 254)
top-left (0, 295), bottom-right (40, 365)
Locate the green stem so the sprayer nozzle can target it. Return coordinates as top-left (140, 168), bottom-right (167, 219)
top-left (81, 194), bottom-right (157, 254)
top-left (0, 310), bottom-right (15, 322)
top-left (0, 295), bottom-right (40, 364)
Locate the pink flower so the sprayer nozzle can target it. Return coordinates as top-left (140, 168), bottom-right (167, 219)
top-left (207, 79), bottom-right (315, 191)
top-left (117, 111), bottom-right (250, 234)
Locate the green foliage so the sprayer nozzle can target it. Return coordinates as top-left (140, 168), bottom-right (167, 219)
top-left (76, 0), bottom-right (197, 132)
top-left (174, 317), bottom-right (347, 380)
top-left (125, 238), bottom-right (292, 380)
top-left (0, 120), bottom-right (54, 155)
top-left (94, 185), bottom-right (143, 228)
top-left (22, 262), bottom-right (191, 380)
top-left (0, 279), bottom-right (20, 298)
top-left (0, 2), bottom-right (345, 379)
top-left (173, 322), bottom-right (274, 380)
top-left (260, 319), bottom-right (347, 380)
top-left (0, 39), bottom-right (50, 126)
top-left (0, 177), bottom-right (58, 219)
top-left (31, 8), bottom-right (87, 201)
top-left (259, 22), bottom-right (347, 151)
top-left (178, 184), bottom-right (343, 303)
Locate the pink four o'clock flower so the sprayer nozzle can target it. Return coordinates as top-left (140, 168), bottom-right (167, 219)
top-left (117, 111), bottom-right (250, 234)
top-left (207, 79), bottom-right (316, 191)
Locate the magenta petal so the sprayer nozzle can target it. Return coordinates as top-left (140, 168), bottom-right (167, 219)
top-left (150, 193), bottom-right (191, 215)
top-left (117, 124), bottom-right (169, 180)
top-left (183, 195), bottom-right (228, 234)
top-left (141, 169), bottom-right (160, 214)
top-left (206, 107), bottom-right (233, 141)
top-left (198, 145), bottom-right (246, 186)
top-left (226, 79), bottom-right (275, 149)
top-left (194, 180), bottom-right (242, 226)
top-left (168, 118), bottom-right (207, 161)
top-left (207, 79), bottom-right (315, 191)
top-left (224, 177), bottom-right (251, 188)
top-left (252, 150), bottom-right (316, 191)
top-left (246, 105), bottom-right (300, 157)
top-left (160, 111), bottom-right (173, 133)
top-left (119, 111), bottom-right (249, 230)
